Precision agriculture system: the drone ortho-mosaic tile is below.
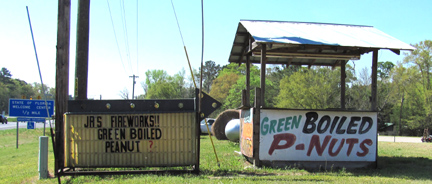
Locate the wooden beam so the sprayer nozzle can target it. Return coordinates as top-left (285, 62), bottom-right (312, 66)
top-left (236, 34), bottom-right (252, 63)
top-left (332, 60), bottom-right (346, 70)
top-left (260, 44), bottom-right (266, 107)
top-left (55, 0), bottom-right (71, 176)
top-left (287, 58), bottom-right (292, 66)
top-left (235, 59), bottom-right (346, 66)
top-left (307, 59), bottom-right (315, 69)
top-left (341, 61), bottom-right (346, 109)
top-left (246, 54), bottom-right (250, 107)
top-left (253, 87), bottom-right (261, 167)
top-left (255, 51), bottom-right (361, 59)
top-left (236, 32), bottom-right (249, 36)
top-left (390, 49), bottom-right (401, 55)
top-left (371, 50), bottom-right (378, 111)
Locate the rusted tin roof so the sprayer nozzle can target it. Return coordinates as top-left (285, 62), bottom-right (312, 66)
top-left (228, 20), bottom-right (415, 66)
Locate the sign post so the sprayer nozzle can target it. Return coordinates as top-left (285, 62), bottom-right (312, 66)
top-left (16, 122), bottom-right (19, 149)
top-left (9, 99), bottom-right (54, 149)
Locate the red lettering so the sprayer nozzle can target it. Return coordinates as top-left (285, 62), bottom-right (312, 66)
top-left (328, 138), bottom-right (345, 157)
top-left (357, 139), bottom-right (372, 157)
top-left (345, 138), bottom-right (359, 156)
top-left (268, 133), bottom-right (296, 155)
top-left (307, 135), bottom-right (331, 156)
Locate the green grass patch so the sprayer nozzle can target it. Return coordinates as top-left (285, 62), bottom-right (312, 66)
top-left (1, 129), bottom-right (432, 183)
top-left (6, 117), bottom-right (17, 122)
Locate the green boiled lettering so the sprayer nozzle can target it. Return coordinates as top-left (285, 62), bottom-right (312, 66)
top-left (270, 120), bottom-right (277, 134)
top-left (285, 116), bottom-right (292, 131)
top-left (277, 118), bottom-right (285, 132)
top-left (261, 117), bottom-right (269, 135)
top-left (292, 115), bottom-right (302, 129)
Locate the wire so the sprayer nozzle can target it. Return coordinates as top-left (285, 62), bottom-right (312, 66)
top-left (170, 0), bottom-right (220, 167)
top-left (26, 6), bottom-right (52, 136)
top-left (120, 0), bottom-right (133, 74)
top-left (106, 0), bottom-right (128, 75)
top-left (171, 0), bottom-right (185, 46)
top-left (170, 0), bottom-right (197, 88)
top-left (199, 0), bottom-right (220, 167)
top-left (136, 0), bottom-right (139, 74)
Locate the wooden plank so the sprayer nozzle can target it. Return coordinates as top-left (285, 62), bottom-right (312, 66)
top-left (55, 0), bottom-right (71, 175)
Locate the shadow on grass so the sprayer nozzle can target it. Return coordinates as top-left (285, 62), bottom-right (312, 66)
top-left (351, 156), bottom-right (432, 181)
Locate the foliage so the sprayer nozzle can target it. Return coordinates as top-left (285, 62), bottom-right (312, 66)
top-left (388, 40), bottom-right (432, 135)
top-left (141, 69), bottom-right (193, 99)
top-left (276, 67), bottom-right (342, 109)
top-left (209, 64), bottom-right (243, 103)
top-left (198, 60), bottom-right (222, 93)
top-left (0, 67), bottom-right (54, 114)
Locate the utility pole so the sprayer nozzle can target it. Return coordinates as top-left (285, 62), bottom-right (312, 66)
top-left (129, 75), bottom-right (139, 99)
top-left (74, 0), bottom-right (90, 100)
top-left (55, 0), bottom-right (71, 176)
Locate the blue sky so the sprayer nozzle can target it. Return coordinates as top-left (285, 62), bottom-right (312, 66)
top-left (1, 0), bottom-right (431, 99)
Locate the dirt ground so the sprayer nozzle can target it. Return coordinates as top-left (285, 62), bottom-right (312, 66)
top-left (378, 135), bottom-right (422, 143)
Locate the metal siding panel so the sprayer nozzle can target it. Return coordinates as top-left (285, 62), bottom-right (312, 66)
top-left (64, 113), bottom-right (196, 167)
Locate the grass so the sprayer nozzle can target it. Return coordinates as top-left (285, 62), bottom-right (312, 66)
top-left (0, 128), bottom-right (432, 183)
top-left (6, 117), bottom-right (17, 122)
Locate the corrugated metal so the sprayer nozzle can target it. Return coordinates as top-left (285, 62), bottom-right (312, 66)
top-left (229, 20), bottom-right (415, 66)
top-left (242, 20), bottom-right (414, 50)
top-left (64, 113), bottom-right (197, 167)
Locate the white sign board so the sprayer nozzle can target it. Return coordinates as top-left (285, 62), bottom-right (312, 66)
top-left (259, 109), bottom-right (377, 162)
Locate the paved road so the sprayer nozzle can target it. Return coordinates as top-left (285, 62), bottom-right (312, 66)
top-left (0, 121), bottom-right (55, 130)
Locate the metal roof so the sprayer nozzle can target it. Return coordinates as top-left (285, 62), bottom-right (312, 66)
top-left (228, 20), bottom-right (415, 66)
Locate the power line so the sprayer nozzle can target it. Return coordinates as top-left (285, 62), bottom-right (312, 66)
top-left (171, 0), bottom-right (185, 46)
top-left (106, 0), bottom-right (128, 75)
top-left (136, 0), bottom-right (139, 74)
top-left (171, 0), bottom-right (197, 88)
top-left (120, 0), bottom-right (133, 74)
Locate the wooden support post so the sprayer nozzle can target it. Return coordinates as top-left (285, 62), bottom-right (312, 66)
top-left (341, 61), bottom-right (346, 109)
top-left (245, 54), bottom-right (251, 107)
top-left (253, 87), bottom-right (261, 167)
top-left (74, 0), bottom-right (90, 100)
top-left (55, 0), bottom-right (71, 175)
top-left (260, 44), bottom-right (266, 107)
top-left (371, 50), bottom-right (378, 111)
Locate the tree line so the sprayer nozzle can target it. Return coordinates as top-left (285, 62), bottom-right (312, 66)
top-left (2, 40), bottom-right (430, 136)
top-left (0, 67), bottom-right (56, 114)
